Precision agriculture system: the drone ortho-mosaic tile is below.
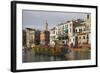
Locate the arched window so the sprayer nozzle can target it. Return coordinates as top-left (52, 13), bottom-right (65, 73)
top-left (75, 29), bottom-right (77, 32)
top-left (83, 36), bottom-right (85, 39)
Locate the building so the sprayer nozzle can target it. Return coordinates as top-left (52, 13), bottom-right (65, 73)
top-left (85, 14), bottom-right (91, 30)
top-left (40, 21), bottom-right (50, 45)
top-left (25, 28), bottom-right (35, 47)
top-left (54, 22), bottom-right (69, 44)
top-left (85, 14), bottom-right (91, 44)
top-left (49, 14), bottom-right (91, 48)
top-left (34, 30), bottom-right (41, 45)
top-left (40, 31), bottom-right (50, 45)
top-left (23, 21), bottom-right (50, 46)
top-left (66, 21), bottom-right (76, 46)
top-left (22, 30), bottom-right (26, 46)
top-left (70, 14), bottom-right (91, 47)
top-left (50, 27), bottom-right (56, 42)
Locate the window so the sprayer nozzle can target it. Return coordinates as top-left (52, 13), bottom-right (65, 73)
top-left (56, 32), bottom-right (57, 35)
top-left (67, 30), bottom-right (68, 32)
top-left (79, 29), bottom-right (80, 32)
top-left (70, 24), bottom-right (71, 27)
top-left (84, 28), bottom-right (85, 31)
top-left (75, 29), bottom-right (77, 32)
top-left (53, 31), bottom-right (55, 34)
top-left (62, 26), bottom-right (64, 29)
top-left (81, 29), bottom-right (82, 32)
top-left (62, 41), bottom-right (64, 43)
top-left (83, 36), bottom-right (85, 39)
top-left (65, 25), bottom-right (68, 28)
top-left (79, 37), bottom-right (81, 39)
top-left (69, 39), bottom-right (71, 41)
top-left (79, 29), bottom-right (82, 32)
top-left (87, 14), bottom-right (89, 19)
top-left (87, 34), bottom-right (89, 39)
top-left (70, 28), bottom-right (71, 32)
top-left (53, 36), bottom-right (55, 39)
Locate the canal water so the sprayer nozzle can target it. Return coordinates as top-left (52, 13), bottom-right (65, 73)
top-left (22, 49), bottom-right (91, 63)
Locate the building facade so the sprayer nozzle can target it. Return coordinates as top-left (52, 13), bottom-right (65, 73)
top-left (50, 27), bottom-right (56, 43)
top-left (40, 31), bottom-right (50, 45)
top-left (35, 30), bottom-right (40, 45)
top-left (25, 28), bottom-right (35, 47)
top-left (49, 14), bottom-right (91, 48)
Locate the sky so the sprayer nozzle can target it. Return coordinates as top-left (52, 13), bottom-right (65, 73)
top-left (22, 10), bottom-right (88, 31)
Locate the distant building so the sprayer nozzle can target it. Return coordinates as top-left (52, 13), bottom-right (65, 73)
top-left (22, 30), bottom-right (26, 46)
top-left (35, 30), bottom-right (40, 45)
top-left (40, 31), bottom-right (45, 44)
top-left (50, 27), bottom-right (56, 42)
top-left (40, 21), bottom-right (50, 45)
top-left (85, 14), bottom-right (91, 30)
top-left (40, 31), bottom-right (50, 45)
top-left (23, 21), bottom-right (50, 46)
top-left (45, 20), bottom-right (48, 31)
top-left (25, 28), bottom-right (35, 47)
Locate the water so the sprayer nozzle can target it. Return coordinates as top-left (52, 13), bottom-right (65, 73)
top-left (22, 49), bottom-right (91, 63)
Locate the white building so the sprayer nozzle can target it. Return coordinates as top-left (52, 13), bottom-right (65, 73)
top-left (49, 14), bottom-right (91, 48)
top-left (25, 28), bottom-right (35, 47)
top-left (55, 22), bottom-right (68, 44)
top-left (50, 27), bottom-right (56, 42)
top-left (50, 20), bottom-right (76, 45)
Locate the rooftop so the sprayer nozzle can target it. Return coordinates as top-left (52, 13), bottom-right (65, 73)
top-left (26, 28), bottom-right (35, 31)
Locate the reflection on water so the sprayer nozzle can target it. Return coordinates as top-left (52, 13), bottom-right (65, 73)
top-left (65, 50), bottom-right (90, 60)
top-left (22, 49), bottom-right (91, 63)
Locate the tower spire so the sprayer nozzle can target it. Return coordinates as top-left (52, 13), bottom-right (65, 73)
top-left (45, 20), bottom-right (48, 31)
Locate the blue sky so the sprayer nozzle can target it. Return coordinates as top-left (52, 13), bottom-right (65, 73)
top-left (22, 10), bottom-right (88, 31)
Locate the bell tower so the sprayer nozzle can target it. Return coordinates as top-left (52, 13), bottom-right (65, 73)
top-left (45, 20), bottom-right (48, 31)
top-left (85, 14), bottom-right (91, 30)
